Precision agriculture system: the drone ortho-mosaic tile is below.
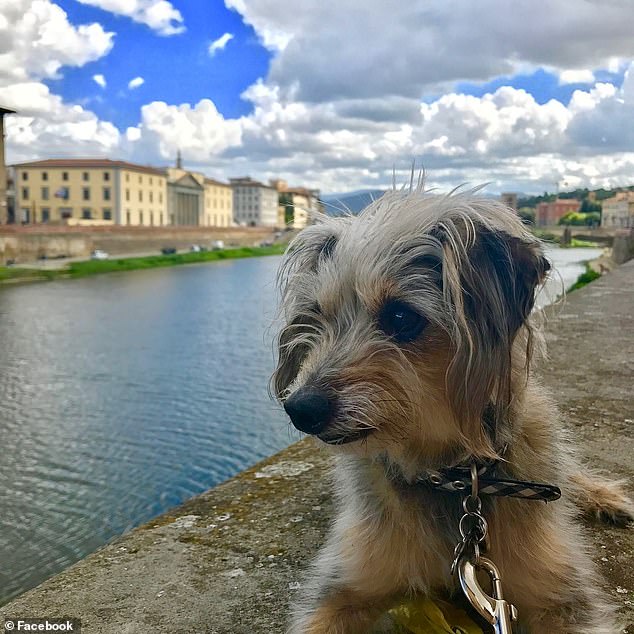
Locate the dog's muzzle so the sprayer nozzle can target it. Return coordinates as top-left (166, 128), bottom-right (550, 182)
top-left (283, 387), bottom-right (374, 444)
top-left (284, 386), bottom-right (333, 435)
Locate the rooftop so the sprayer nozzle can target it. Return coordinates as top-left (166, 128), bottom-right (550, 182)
top-left (11, 158), bottom-right (167, 177)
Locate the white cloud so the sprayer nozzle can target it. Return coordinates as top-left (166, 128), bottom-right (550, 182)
top-left (227, 0), bottom-right (634, 102)
top-left (559, 69), bottom-right (595, 85)
top-left (128, 76), bottom-right (145, 90)
top-left (126, 99), bottom-right (243, 160)
top-left (4, 82), bottom-right (120, 162)
top-left (0, 0), bottom-right (114, 84)
top-left (93, 74), bottom-right (107, 88)
top-left (208, 32), bottom-right (234, 56)
top-left (75, 0), bottom-right (185, 36)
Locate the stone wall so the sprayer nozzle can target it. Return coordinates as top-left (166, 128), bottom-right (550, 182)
top-left (0, 226), bottom-right (276, 264)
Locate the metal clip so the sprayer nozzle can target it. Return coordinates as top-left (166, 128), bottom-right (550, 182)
top-left (458, 556), bottom-right (518, 634)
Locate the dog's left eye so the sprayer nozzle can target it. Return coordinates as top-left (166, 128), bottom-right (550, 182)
top-left (378, 301), bottom-right (427, 343)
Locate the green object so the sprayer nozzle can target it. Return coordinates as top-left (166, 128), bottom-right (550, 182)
top-left (389, 597), bottom-right (484, 634)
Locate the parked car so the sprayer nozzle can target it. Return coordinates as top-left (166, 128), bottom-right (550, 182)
top-left (211, 240), bottom-right (224, 250)
top-left (91, 249), bottom-right (109, 260)
top-left (190, 244), bottom-right (202, 252)
top-left (161, 247), bottom-right (177, 255)
top-left (259, 240), bottom-right (274, 247)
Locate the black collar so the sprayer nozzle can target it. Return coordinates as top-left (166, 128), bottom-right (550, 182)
top-left (417, 461), bottom-right (561, 502)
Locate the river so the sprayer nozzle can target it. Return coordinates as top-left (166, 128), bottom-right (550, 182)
top-left (0, 246), bottom-right (602, 604)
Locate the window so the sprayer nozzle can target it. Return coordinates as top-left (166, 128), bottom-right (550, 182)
top-left (160, 213), bottom-right (163, 225)
top-left (103, 187), bottom-right (111, 201)
top-left (61, 208), bottom-right (72, 219)
top-left (138, 191), bottom-right (143, 202)
top-left (139, 211), bottom-right (144, 224)
top-left (126, 173), bottom-right (130, 182)
top-left (42, 172), bottom-right (48, 181)
top-left (149, 177), bottom-right (153, 185)
top-left (139, 175), bottom-right (142, 183)
top-left (159, 193), bottom-right (163, 203)
top-left (150, 212), bottom-right (154, 226)
top-left (82, 187), bottom-right (90, 201)
top-left (103, 172), bottom-right (110, 181)
top-left (126, 210), bottom-right (131, 224)
top-left (62, 172), bottom-right (69, 181)
top-left (22, 172), bottom-right (28, 181)
top-left (170, 214), bottom-right (174, 224)
top-left (149, 191), bottom-right (153, 203)
top-left (82, 208), bottom-right (92, 219)
top-left (82, 172), bottom-right (89, 181)
top-left (125, 189), bottom-right (130, 201)
top-left (103, 208), bottom-right (112, 220)
top-left (41, 208), bottom-right (50, 223)
top-left (22, 187), bottom-right (29, 200)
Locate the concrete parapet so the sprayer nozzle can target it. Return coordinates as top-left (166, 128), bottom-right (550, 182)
top-left (1, 262), bottom-right (633, 633)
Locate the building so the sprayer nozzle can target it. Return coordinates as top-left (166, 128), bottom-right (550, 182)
top-left (12, 158), bottom-right (168, 226)
top-left (500, 192), bottom-right (518, 212)
top-left (601, 192), bottom-right (634, 229)
top-left (204, 178), bottom-right (232, 227)
top-left (10, 157), bottom-right (233, 227)
top-left (535, 199), bottom-right (580, 227)
top-left (271, 179), bottom-right (320, 229)
top-left (230, 177), bottom-right (278, 227)
top-left (0, 106), bottom-right (16, 224)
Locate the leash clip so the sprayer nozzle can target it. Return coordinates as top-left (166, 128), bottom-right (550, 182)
top-left (458, 556), bottom-right (518, 634)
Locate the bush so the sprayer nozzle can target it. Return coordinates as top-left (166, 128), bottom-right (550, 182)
top-left (559, 212), bottom-right (601, 227)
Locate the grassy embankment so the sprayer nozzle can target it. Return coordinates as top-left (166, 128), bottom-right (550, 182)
top-left (0, 244), bottom-right (287, 285)
top-left (569, 263), bottom-right (601, 292)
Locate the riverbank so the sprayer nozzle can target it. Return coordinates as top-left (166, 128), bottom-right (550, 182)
top-left (0, 244), bottom-right (287, 285)
top-left (1, 260), bottom-right (632, 632)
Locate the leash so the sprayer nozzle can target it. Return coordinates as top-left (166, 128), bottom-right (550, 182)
top-left (438, 460), bottom-right (560, 634)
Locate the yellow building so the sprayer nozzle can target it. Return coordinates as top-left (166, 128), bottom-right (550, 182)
top-left (204, 178), bottom-right (233, 227)
top-left (12, 158), bottom-right (168, 226)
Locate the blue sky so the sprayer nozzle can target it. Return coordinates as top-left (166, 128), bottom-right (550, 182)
top-left (50, 0), bottom-right (271, 128)
top-left (3, 0), bottom-right (634, 193)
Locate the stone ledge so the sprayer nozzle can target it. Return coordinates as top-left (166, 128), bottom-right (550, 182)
top-left (2, 261), bottom-right (633, 633)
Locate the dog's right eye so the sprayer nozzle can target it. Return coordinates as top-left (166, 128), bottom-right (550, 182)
top-left (378, 300), bottom-right (427, 343)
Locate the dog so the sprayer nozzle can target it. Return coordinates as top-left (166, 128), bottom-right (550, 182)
top-left (272, 187), bottom-right (633, 634)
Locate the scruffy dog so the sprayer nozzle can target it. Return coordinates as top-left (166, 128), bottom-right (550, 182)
top-left (272, 188), bottom-right (633, 634)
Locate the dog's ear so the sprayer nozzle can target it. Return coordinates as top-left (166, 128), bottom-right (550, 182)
top-left (437, 221), bottom-right (550, 455)
top-left (272, 222), bottom-right (342, 399)
top-left (460, 226), bottom-right (550, 342)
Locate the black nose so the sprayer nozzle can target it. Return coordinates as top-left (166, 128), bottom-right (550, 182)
top-left (283, 387), bottom-right (333, 435)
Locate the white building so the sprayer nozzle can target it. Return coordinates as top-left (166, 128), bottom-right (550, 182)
top-left (230, 177), bottom-right (278, 227)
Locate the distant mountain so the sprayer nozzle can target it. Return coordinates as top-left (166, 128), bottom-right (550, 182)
top-left (320, 189), bottom-right (387, 215)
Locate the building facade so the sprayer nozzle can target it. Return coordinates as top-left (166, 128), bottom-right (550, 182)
top-left (204, 178), bottom-right (233, 227)
top-left (12, 159), bottom-right (167, 226)
top-left (535, 199), bottom-right (580, 227)
top-left (271, 179), bottom-right (320, 229)
top-left (601, 192), bottom-right (634, 229)
top-left (11, 158), bottom-right (233, 227)
top-left (230, 177), bottom-right (278, 227)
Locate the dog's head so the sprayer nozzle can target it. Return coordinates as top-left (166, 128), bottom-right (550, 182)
top-left (272, 190), bottom-right (550, 464)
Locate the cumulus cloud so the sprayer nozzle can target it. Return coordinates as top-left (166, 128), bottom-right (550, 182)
top-left (4, 82), bottom-right (120, 161)
top-left (128, 76), bottom-right (145, 90)
top-left (93, 73), bottom-right (107, 88)
top-left (227, 0), bottom-right (634, 102)
top-left (208, 32), bottom-right (234, 56)
top-left (0, 0), bottom-right (114, 84)
top-left (126, 99), bottom-right (242, 160)
top-left (75, 0), bottom-right (185, 36)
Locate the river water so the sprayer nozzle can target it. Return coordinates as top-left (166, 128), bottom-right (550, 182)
top-left (0, 246), bottom-right (602, 604)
